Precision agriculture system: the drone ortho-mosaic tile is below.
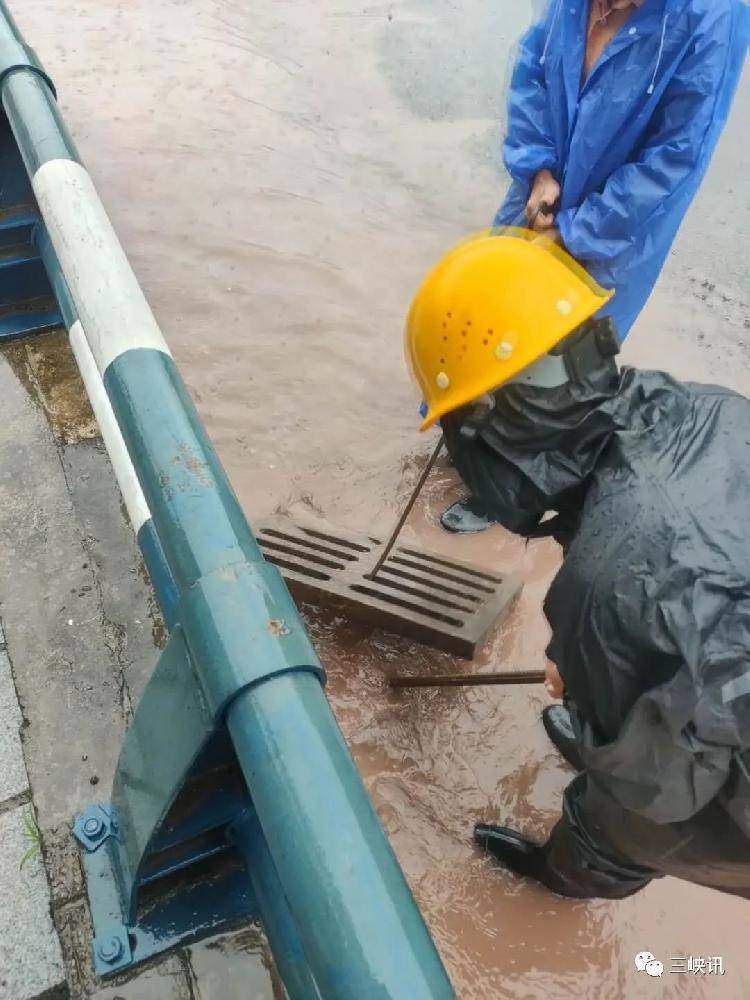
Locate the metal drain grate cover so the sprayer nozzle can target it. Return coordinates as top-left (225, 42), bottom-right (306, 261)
top-left (256, 516), bottom-right (522, 659)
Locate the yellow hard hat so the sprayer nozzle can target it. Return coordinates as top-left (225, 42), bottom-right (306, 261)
top-left (406, 229), bottom-right (614, 431)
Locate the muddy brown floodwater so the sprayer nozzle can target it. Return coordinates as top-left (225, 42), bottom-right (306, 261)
top-left (17, 1), bottom-right (750, 997)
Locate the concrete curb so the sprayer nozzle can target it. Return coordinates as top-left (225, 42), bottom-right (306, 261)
top-left (0, 638), bottom-right (29, 805)
top-left (0, 619), bottom-right (66, 1000)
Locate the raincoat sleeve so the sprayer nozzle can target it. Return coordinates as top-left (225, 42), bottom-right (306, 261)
top-left (502, 6), bottom-right (560, 186)
top-left (556, 6), bottom-right (734, 266)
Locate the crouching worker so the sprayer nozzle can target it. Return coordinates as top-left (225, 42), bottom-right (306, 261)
top-left (406, 230), bottom-right (750, 899)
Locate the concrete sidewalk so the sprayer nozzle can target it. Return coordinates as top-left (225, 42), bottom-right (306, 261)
top-left (0, 620), bottom-right (66, 1000)
top-left (0, 329), bottom-right (280, 999)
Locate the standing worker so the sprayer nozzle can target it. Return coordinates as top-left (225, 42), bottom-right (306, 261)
top-left (406, 230), bottom-right (750, 900)
top-left (443, 0), bottom-right (748, 533)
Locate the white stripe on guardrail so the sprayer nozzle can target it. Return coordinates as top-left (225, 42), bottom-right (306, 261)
top-left (32, 158), bottom-right (172, 375)
top-left (69, 320), bottom-right (151, 533)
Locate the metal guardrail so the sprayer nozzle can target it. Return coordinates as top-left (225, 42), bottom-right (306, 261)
top-left (0, 4), bottom-right (455, 996)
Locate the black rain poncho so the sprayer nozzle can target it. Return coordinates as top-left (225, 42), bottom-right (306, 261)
top-left (443, 356), bottom-right (750, 896)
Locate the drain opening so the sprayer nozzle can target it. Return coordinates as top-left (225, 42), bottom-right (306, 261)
top-left (362, 574), bottom-right (476, 614)
top-left (260, 528), bottom-right (359, 562)
top-left (396, 547), bottom-right (504, 584)
top-left (350, 585), bottom-right (464, 627)
top-left (389, 556), bottom-right (495, 594)
top-left (298, 526), bottom-right (372, 553)
top-left (263, 553), bottom-right (332, 582)
top-left (376, 564), bottom-right (482, 603)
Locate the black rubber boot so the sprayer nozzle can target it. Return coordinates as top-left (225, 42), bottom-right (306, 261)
top-left (474, 819), bottom-right (653, 899)
top-left (440, 496), bottom-right (498, 534)
top-left (542, 705), bottom-right (585, 771)
top-left (473, 824), bottom-right (547, 879)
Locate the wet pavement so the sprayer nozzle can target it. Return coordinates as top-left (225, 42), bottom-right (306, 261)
top-left (3, 1), bottom-right (750, 997)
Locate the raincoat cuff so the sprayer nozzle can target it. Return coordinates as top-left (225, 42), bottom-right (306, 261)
top-left (556, 207), bottom-right (577, 255)
top-left (508, 155), bottom-right (558, 188)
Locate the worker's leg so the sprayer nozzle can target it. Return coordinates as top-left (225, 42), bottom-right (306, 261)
top-left (475, 774), bottom-right (657, 900)
top-left (440, 413), bottom-right (497, 532)
top-left (586, 769), bottom-right (750, 899)
top-left (541, 775), bottom-right (658, 898)
top-left (440, 409), bottom-right (549, 537)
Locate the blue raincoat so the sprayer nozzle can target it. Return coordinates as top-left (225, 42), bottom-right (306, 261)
top-left (494, 0), bottom-right (749, 339)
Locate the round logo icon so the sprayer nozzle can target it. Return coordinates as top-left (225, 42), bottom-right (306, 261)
top-left (634, 952), bottom-right (655, 973)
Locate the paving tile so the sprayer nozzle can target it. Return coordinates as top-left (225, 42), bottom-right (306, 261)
top-left (187, 927), bottom-right (279, 1000)
top-left (0, 805), bottom-right (65, 1000)
top-left (89, 956), bottom-right (190, 1000)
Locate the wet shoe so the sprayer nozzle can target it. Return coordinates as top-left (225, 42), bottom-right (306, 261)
top-left (441, 496), bottom-right (498, 534)
top-left (542, 705), bottom-right (585, 771)
top-left (473, 823), bottom-right (546, 879)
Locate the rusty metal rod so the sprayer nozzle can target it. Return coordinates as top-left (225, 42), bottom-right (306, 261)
top-left (370, 434), bottom-right (444, 578)
top-left (389, 669), bottom-right (546, 689)
top-left (372, 200), bottom-right (557, 585)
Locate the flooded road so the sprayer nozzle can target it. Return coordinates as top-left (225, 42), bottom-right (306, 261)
top-left (16, 1), bottom-right (750, 996)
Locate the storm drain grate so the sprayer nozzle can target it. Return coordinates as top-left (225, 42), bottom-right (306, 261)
top-left (256, 517), bottom-right (522, 659)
